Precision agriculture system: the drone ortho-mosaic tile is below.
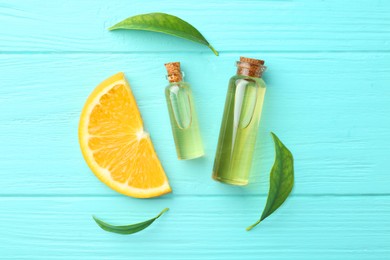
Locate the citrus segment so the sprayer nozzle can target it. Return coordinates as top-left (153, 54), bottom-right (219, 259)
top-left (79, 72), bottom-right (171, 198)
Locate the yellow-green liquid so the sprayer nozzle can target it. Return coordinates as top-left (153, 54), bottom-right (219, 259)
top-left (213, 75), bottom-right (266, 185)
top-left (165, 82), bottom-right (204, 160)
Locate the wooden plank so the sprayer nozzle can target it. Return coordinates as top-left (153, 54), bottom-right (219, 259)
top-left (0, 52), bottom-right (389, 195)
top-left (0, 196), bottom-right (389, 259)
top-left (1, 0), bottom-right (390, 52)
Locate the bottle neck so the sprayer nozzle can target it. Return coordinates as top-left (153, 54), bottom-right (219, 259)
top-left (236, 61), bottom-right (266, 78)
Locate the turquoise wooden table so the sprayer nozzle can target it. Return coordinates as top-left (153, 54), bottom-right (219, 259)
top-left (1, 0), bottom-right (390, 259)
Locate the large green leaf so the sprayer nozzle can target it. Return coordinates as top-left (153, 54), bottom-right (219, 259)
top-left (247, 133), bottom-right (294, 231)
top-left (93, 208), bottom-right (169, 235)
top-left (109, 12), bottom-right (219, 56)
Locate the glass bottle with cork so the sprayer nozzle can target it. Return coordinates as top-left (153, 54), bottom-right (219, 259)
top-left (164, 62), bottom-right (204, 160)
top-left (212, 57), bottom-right (267, 185)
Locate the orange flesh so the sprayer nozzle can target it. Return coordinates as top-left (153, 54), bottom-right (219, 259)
top-left (79, 72), bottom-right (171, 198)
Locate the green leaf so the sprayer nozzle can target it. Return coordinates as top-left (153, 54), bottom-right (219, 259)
top-left (247, 132), bottom-right (294, 231)
top-left (108, 12), bottom-right (219, 56)
top-left (93, 208), bottom-right (169, 235)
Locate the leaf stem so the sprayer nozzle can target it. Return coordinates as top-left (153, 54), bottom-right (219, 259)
top-left (209, 45), bottom-right (219, 56)
top-left (157, 208), bottom-right (169, 218)
top-left (246, 219), bottom-right (261, 231)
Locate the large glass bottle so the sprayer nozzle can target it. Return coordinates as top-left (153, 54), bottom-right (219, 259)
top-left (164, 62), bottom-right (204, 160)
top-left (212, 57), bottom-right (267, 185)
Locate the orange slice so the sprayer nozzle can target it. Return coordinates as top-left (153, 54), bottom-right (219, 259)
top-left (79, 72), bottom-right (171, 198)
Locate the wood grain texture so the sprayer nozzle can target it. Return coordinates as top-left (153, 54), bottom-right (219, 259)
top-left (1, 0), bottom-right (390, 52)
top-left (0, 0), bottom-right (390, 259)
top-left (0, 196), bottom-right (389, 259)
top-left (0, 53), bottom-right (389, 195)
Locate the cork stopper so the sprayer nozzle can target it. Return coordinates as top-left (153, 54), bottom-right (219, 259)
top-left (165, 62), bottom-right (183, 83)
top-left (240, 57), bottom-right (265, 66)
top-left (237, 56), bottom-right (266, 78)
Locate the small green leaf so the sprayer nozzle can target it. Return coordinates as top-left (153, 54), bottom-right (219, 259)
top-left (247, 133), bottom-right (294, 231)
top-left (108, 12), bottom-right (219, 56)
top-left (93, 208), bottom-right (169, 235)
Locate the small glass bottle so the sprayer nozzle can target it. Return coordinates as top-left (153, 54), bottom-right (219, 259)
top-left (212, 57), bottom-right (267, 185)
top-left (164, 62), bottom-right (204, 160)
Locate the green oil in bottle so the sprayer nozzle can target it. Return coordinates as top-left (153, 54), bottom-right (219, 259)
top-left (164, 62), bottom-right (204, 160)
top-left (212, 57), bottom-right (267, 185)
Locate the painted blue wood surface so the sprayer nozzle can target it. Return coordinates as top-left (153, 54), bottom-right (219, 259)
top-left (0, 0), bottom-right (389, 259)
